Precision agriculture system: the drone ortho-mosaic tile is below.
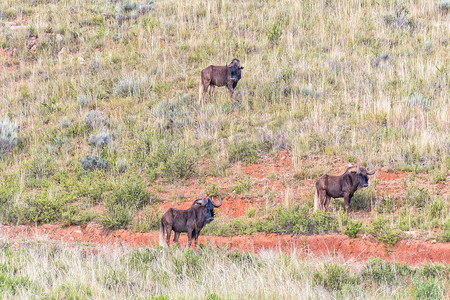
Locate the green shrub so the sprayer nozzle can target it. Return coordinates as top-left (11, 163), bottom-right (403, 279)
top-left (101, 178), bottom-right (154, 230)
top-left (228, 140), bottom-right (258, 165)
top-left (310, 210), bottom-right (339, 234)
top-left (230, 178), bottom-right (252, 195)
top-left (425, 198), bottom-right (446, 219)
top-left (205, 183), bottom-right (219, 197)
top-left (75, 174), bottom-right (111, 204)
top-left (376, 196), bottom-right (395, 214)
top-left (0, 180), bottom-right (18, 223)
top-left (202, 218), bottom-right (257, 236)
top-left (0, 272), bottom-right (32, 295)
top-left (350, 187), bottom-right (376, 211)
top-left (371, 217), bottom-right (399, 245)
top-left (431, 170), bottom-right (446, 184)
top-left (441, 219), bottom-right (450, 242)
top-left (140, 136), bottom-right (196, 182)
top-left (22, 191), bottom-right (72, 224)
top-left (344, 219), bottom-right (363, 238)
top-left (100, 204), bottom-right (132, 230)
top-left (109, 178), bottom-right (153, 209)
top-left (245, 207), bottom-right (256, 218)
top-left (25, 156), bottom-right (55, 184)
top-left (405, 186), bottom-right (431, 208)
top-left (256, 205), bottom-right (338, 235)
top-left (61, 204), bottom-right (97, 226)
top-left (413, 279), bottom-right (444, 300)
top-left (133, 205), bottom-right (162, 232)
top-left (362, 258), bottom-right (413, 284)
top-left (159, 150), bottom-right (196, 182)
top-left (313, 263), bottom-right (357, 291)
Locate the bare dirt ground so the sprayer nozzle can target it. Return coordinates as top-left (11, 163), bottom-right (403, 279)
top-left (1, 153), bottom-right (448, 265)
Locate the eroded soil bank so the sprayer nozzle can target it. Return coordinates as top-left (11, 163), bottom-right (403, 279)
top-left (1, 224), bottom-right (449, 266)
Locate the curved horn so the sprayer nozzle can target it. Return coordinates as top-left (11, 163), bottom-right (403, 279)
top-left (366, 163), bottom-right (375, 175)
top-left (211, 194), bottom-right (222, 207)
top-left (226, 60), bottom-right (229, 67)
top-left (201, 194), bottom-right (207, 206)
top-left (357, 163), bottom-right (361, 174)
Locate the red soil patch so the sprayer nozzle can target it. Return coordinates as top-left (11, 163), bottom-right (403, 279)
top-left (376, 170), bottom-right (407, 181)
top-left (1, 224), bottom-right (449, 266)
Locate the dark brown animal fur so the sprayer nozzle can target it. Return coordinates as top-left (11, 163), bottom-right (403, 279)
top-left (314, 164), bottom-right (375, 214)
top-left (199, 58), bottom-right (244, 103)
top-left (159, 196), bottom-right (222, 248)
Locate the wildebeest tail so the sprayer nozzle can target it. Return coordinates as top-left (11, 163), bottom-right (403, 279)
top-left (198, 81), bottom-right (204, 103)
top-left (159, 220), bottom-right (166, 247)
top-left (314, 186), bottom-right (319, 211)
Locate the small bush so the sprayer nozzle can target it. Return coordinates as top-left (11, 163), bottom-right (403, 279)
top-left (376, 196), bottom-right (395, 214)
top-left (205, 183), bottom-right (219, 197)
top-left (85, 110), bottom-right (109, 129)
top-left (159, 150), bottom-right (196, 182)
top-left (0, 118), bottom-right (19, 154)
top-left (425, 198), bottom-right (446, 219)
top-left (109, 178), bottom-right (153, 209)
top-left (407, 93), bottom-right (429, 108)
top-left (371, 217), bottom-right (399, 245)
top-left (116, 158), bottom-right (129, 173)
top-left (80, 155), bottom-right (109, 171)
top-left (438, 1), bottom-right (450, 12)
top-left (245, 207), bottom-right (256, 218)
top-left (88, 131), bottom-right (112, 148)
top-left (230, 178), bottom-right (252, 195)
top-left (114, 75), bottom-right (151, 98)
top-left (133, 205), bottom-right (162, 232)
top-left (441, 219), bottom-right (450, 242)
top-left (414, 279), bottom-right (444, 300)
top-left (25, 156), bottom-right (55, 184)
top-left (350, 187), bottom-right (377, 211)
top-left (61, 204), bottom-right (97, 226)
top-left (257, 205), bottom-right (338, 235)
top-left (100, 203), bottom-right (132, 230)
top-left (431, 170), bottom-right (446, 184)
top-left (228, 140), bottom-right (258, 165)
top-left (22, 191), bottom-right (72, 224)
top-left (313, 263), bottom-right (357, 291)
top-left (344, 220), bottom-right (363, 238)
top-left (362, 258), bottom-right (413, 283)
top-left (405, 187), bottom-right (431, 208)
top-left (75, 174), bottom-right (111, 204)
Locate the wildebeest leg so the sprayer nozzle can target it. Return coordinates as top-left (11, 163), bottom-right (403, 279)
top-left (173, 232), bottom-right (180, 247)
top-left (194, 230), bottom-right (200, 249)
top-left (324, 196), bottom-right (331, 211)
top-left (318, 190), bottom-right (326, 210)
top-left (165, 225), bottom-right (172, 246)
top-left (344, 194), bottom-right (350, 214)
top-left (227, 82), bottom-right (234, 101)
top-left (187, 229), bottom-right (194, 248)
top-left (199, 80), bottom-right (209, 104)
top-left (209, 85), bottom-right (215, 101)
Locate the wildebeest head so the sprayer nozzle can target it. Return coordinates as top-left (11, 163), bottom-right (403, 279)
top-left (192, 195), bottom-right (223, 223)
top-left (226, 58), bottom-right (244, 82)
top-left (347, 163), bottom-right (375, 188)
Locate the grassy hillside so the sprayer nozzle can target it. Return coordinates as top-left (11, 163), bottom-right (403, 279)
top-left (0, 0), bottom-right (448, 234)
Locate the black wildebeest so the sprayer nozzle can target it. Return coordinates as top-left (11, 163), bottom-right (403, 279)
top-left (159, 195), bottom-right (222, 248)
top-left (198, 58), bottom-right (244, 103)
top-left (314, 164), bottom-right (375, 214)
